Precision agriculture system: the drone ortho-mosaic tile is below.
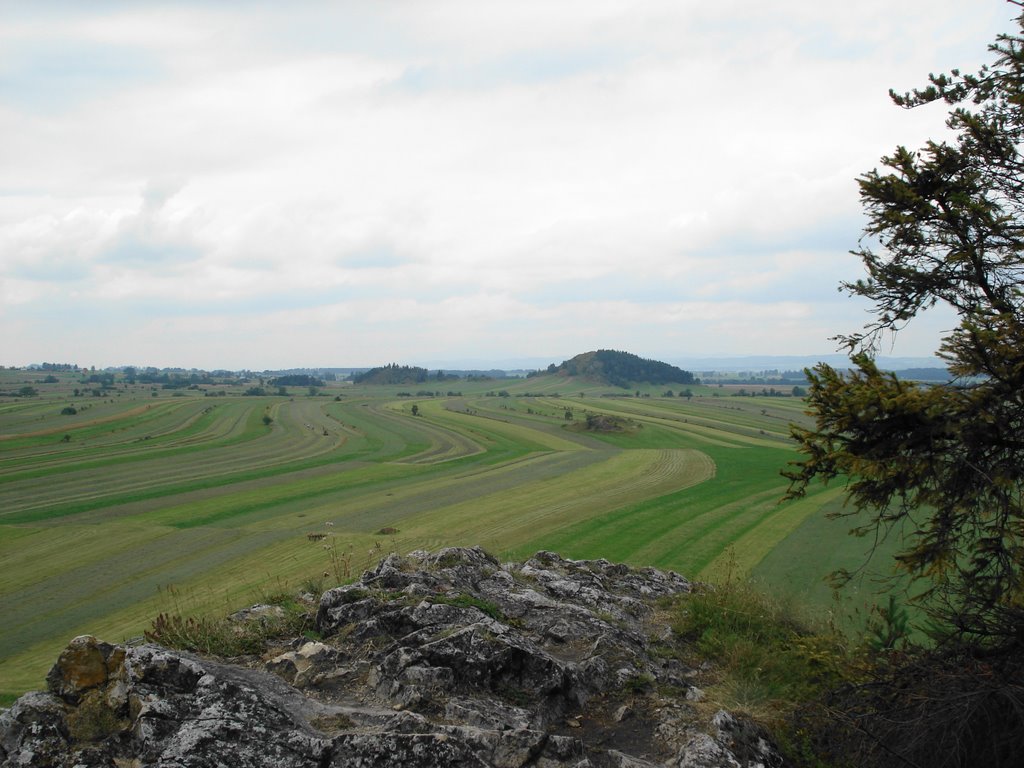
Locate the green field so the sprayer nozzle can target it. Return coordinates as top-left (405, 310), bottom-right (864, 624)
top-left (0, 371), bottom-right (880, 699)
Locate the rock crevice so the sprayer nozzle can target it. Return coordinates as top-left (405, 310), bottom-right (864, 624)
top-left (1, 547), bottom-right (781, 767)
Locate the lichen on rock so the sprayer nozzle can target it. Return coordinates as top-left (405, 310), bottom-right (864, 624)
top-left (0, 547), bottom-right (781, 767)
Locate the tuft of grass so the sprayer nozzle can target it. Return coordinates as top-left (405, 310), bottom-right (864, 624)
top-left (624, 673), bottom-right (655, 694)
top-left (310, 712), bottom-right (355, 733)
top-left (432, 594), bottom-right (505, 622)
top-left (672, 578), bottom-right (850, 720)
top-left (145, 604), bottom-right (310, 657)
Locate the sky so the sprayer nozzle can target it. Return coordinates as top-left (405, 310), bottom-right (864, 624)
top-left (0, 1), bottom-right (1015, 370)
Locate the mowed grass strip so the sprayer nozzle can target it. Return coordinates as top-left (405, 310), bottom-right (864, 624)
top-left (512, 442), bottom-right (809, 577)
top-left (243, 449), bottom-right (612, 536)
top-left (0, 400), bottom-right (255, 478)
top-left (0, 449), bottom-right (604, 696)
top-left (391, 448), bottom-right (713, 555)
top-left (0, 403), bottom-right (355, 524)
top-left (427, 402), bottom-right (590, 454)
top-left (0, 400), bottom-right (194, 448)
top-left (374, 399), bottom-right (485, 464)
top-left (722, 485), bottom-right (846, 576)
top-left (583, 398), bottom-right (786, 448)
top-left (750, 491), bottom-right (915, 621)
top-left (0, 523), bottom-right (323, 699)
top-left (0, 389), bottom-right (841, 704)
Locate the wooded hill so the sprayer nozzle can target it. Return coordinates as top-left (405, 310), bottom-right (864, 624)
top-left (536, 349), bottom-right (696, 388)
top-left (350, 364), bottom-right (430, 385)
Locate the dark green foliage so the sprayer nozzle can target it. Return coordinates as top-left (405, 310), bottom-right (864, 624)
top-left (432, 594), bottom-right (505, 622)
top-left (269, 374), bottom-right (324, 388)
top-left (352, 363), bottom-right (430, 385)
top-left (786, 11), bottom-right (1024, 654)
top-left (549, 350), bottom-right (695, 388)
top-left (60, 406), bottom-right (77, 415)
top-left (805, 649), bottom-right (1024, 768)
top-left (581, 413), bottom-right (635, 433)
top-left (784, 14), bottom-right (1024, 768)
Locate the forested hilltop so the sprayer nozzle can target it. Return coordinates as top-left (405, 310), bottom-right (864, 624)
top-left (536, 349), bottom-right (696, 388)
top-left (350, 364), bottom-right (432, 385)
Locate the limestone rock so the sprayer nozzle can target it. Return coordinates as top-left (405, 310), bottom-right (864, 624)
top-left (1, 548), bottom-right (782, 767)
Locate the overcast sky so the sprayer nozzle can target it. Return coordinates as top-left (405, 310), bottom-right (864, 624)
top-left (0, 1), bottom-right (1014, 370)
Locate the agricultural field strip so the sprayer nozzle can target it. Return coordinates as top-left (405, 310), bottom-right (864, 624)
top-left (0, 450), bottom-right (614, 683)
top-left (325, 400), bottom-right (432, 463)
top-left (30, 460), bottom-right (389, 528)
top-left (590, 396), bottom-right (798, 436)
top-left (0, 391), bottom-right (831, 704)
top-left (0, 525), bottom-right (287, 661)
top-left (509, 440), bottom-right (826, 578)
top-left (750, 492), bottom-right (900, 623)
top-left (0, 400), bottom-right (202, 453)
top-left (247, 449), bottom-right (613, 535)
top-left (8, 398), bottom-right (578, 528)
top-left (0, 401), bottom-right (194, 445)
top-left (0, 401), bottom-right (254, 476)
top-left (366, 400), bottom-right (486, 464)
top-left (391, 448), bottom-right (714, 552)
top-left (432, 400), bottom-right (599, 453)
top-left (723, 485), bottom-right (848, 577)
top-left (0, 402), bottom-right (350, 517)
top-left (592, 397), bottom-right (791, 438)
top-left (652, 485), bottom-right (796, 576)
top-left (423, 401), bottom-right (585, 451)
top-left (580, 399), bottom-right (785, 448)
top-left (148, 432), bottom-right (597, 532)
top-left (451, 399), bottom-right (611, 450)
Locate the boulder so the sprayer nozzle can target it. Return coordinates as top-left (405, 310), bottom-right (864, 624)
top-left (1, 548), bottom-right (781, 767)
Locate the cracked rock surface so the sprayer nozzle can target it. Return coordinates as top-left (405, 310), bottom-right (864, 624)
top-left (0, 547), bottom-right (782, 767)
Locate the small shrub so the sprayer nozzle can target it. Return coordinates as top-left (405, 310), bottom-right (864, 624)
top-left (146, 606), bottom-right (309, 657)
top-left (624, 673), bottom-right (655, 694)
top-left (673, 579), bottom-right (848, 718)
top-left (61, 406), bottom-right (77, 415)
top-left (433, 594), bottom-right (505, 622)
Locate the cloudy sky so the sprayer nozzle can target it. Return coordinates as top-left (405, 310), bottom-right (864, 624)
top-left (0, 1), bottom-right (1013, 370)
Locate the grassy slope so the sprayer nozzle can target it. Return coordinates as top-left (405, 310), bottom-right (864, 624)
top-left (0, 377), bottom-right (848, 698)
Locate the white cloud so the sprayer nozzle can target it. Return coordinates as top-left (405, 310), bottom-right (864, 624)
top-left (0, 0), bottom-right (1014, 367)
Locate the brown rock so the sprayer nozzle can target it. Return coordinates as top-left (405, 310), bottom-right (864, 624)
top-left (48, 635), bottom-right (111, 700)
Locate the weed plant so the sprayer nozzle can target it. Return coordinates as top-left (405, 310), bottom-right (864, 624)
top-left (667, 549), bottom-right (864, 768)
top-left (145, 601), bottom-right (311, 657)
top-left (673, 577), bottom-right (850, 720)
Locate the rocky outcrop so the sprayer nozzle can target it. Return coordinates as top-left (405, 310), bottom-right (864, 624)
top-left (0, 548), bottom-right (781, 767)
